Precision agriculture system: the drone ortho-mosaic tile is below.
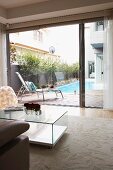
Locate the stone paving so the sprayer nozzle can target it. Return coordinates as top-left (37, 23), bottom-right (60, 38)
top-left (18, 90), bottom-right (103, 108)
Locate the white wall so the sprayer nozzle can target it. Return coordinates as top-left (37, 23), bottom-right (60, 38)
top-left (0, 27), bottom-right (7, 86)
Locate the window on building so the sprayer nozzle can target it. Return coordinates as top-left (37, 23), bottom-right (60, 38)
top-left (14, 32), bottom-right (19, 37)
top-left (33, 30), bottom-right (43, 41)
top-left (33, 30), bottom-right (38, 40)
top-left (95, 21), bottom-right (104, 31)
top-left (88, 61), bottom-right (95, 78)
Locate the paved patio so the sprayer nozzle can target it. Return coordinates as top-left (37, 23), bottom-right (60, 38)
top-left (18, 90), bottom-right (103, 108)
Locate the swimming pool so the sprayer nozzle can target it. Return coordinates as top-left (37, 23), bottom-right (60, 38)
top-left (57, 80), bottom-right (95, 93)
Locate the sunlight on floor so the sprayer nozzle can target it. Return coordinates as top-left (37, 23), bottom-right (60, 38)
top-left (39, 105), bottom-right (113, 119)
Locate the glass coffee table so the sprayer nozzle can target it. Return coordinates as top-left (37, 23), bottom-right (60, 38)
top-left (0, 106), bottom-right (67, 147)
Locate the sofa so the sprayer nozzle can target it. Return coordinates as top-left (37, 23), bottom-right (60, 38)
top-left (0, 119), bottom-right (30, 170)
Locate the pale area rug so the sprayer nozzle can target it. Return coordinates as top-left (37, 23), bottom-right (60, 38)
top-left (30, 116), bottom-right (113, 170)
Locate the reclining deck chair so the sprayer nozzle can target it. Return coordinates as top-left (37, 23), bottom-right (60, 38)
top-left (16, 72), bottom-right (63, 100)
top-left (16, 72), bottom-right (43, 99)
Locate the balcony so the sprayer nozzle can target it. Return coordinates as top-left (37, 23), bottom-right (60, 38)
top-left (90, 31), bottom-right (104, 49)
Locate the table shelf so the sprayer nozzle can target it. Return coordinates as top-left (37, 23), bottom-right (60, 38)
top-left (25, 124), bottom-right (67, 147)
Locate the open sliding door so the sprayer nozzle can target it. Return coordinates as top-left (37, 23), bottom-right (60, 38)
top-left (84, 21), bottom-right (104, 108)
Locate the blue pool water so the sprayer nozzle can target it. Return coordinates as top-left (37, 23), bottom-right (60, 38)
top-left (57, 80), bottom-right (95, 93)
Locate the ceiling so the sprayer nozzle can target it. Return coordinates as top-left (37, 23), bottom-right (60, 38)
top-left (0, 0), bottom-right (49, 8)
top-left (0, 0), bottom-right (113, 24)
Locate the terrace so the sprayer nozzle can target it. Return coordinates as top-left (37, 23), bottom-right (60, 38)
top-left (18, 84), bottom-right (103, 108)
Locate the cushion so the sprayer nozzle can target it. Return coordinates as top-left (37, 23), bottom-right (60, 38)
top-left (0, 120), bottom-right (30, 147)
top-left (26, 81), bottom-right (37, 92)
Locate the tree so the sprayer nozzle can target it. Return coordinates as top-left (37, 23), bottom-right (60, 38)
top-left (19, 52), bottom-right (79, 84)
top-left (71, 63), bottom-right (79, 78)
top-left (10, 43), bottom-right (17, 63)
top-left (19, 53), bottom-right (40, 76)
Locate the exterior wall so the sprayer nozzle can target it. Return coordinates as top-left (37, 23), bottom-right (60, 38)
top-left (10, 30), bottom-right (60, 63)
top-left (14, 45), bottom-right (60, 63)
top-left (10, 30), bottom-right (49, 52)
top-left (90, 24), bottom-right (104, 46)
top-left (95, 55), bottom-right (103, 83)
top-left (90, 22), bottom-right (104, 83)
top-left (85, 23), bottom-right (95, 79)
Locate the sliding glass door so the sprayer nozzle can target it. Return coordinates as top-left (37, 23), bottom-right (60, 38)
top-left (9, 24), bottom-right (80, 106)
top-left (84, 21), bottom-right (104, 108)
top-left (9, 18), bottom-right (113, 109)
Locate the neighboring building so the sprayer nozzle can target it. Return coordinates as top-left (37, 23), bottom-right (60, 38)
top-left (90, 21), bottom-right (104, 83)
top-left (85, 23), bottom-right (96, 80)
top-left (10, 42), bottom-right (60, 64)
top-left (84, 21), bottom-right (104, 84)
top-left (10, 29), bottom-right (48, 51)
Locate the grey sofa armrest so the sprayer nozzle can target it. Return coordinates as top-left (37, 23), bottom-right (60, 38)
top-left (0, 120), bottom-right (30, 147)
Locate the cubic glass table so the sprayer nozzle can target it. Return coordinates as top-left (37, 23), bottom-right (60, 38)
top-left (0, 106), bottom-right (67, 147)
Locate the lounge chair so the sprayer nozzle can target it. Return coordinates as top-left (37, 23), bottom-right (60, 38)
top-left (16, 72), bottom-right (63, 100)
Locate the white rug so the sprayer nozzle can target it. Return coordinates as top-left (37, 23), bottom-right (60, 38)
top-left (30, 116), bottom-right (113, 170)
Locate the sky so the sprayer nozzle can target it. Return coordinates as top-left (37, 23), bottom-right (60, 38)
top-left (45, 25), bottom-right (79, 64)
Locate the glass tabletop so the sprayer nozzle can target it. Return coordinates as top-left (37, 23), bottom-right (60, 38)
top-left (0, 106), bottom-right (67, 125)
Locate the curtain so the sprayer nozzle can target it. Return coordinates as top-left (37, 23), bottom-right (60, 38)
top-left (0, 23), bottom-right (7, 86)
top-left (103, 17), bottom-right (113, 109)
